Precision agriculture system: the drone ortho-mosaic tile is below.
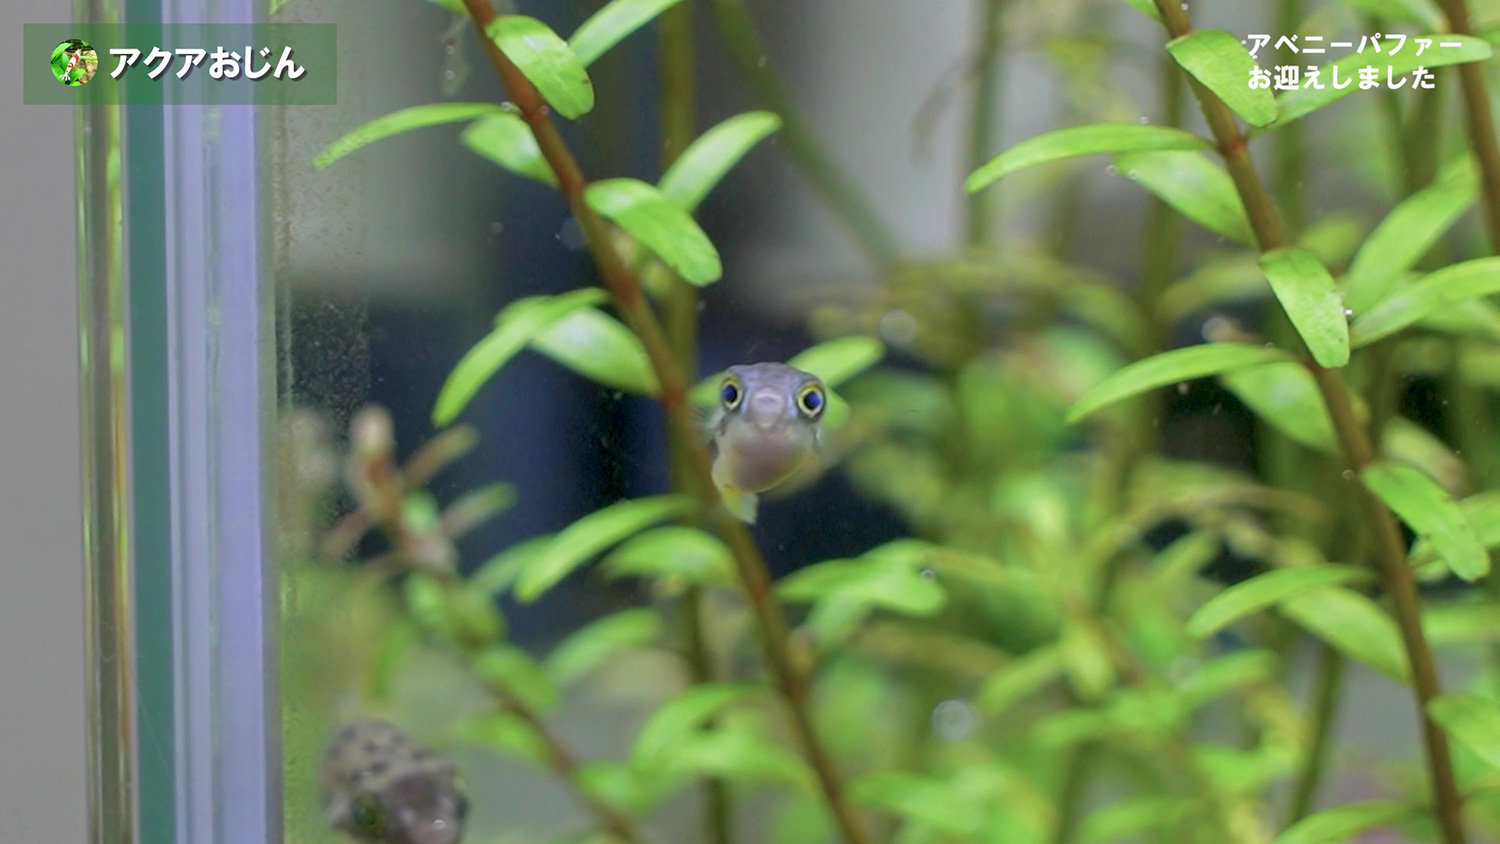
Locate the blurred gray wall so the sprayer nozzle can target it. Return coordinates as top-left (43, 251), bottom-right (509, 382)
top-left (0, 2), bottom-right (89, 842)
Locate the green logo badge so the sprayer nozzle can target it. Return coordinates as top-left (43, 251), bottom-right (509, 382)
top-left (51, 39), bottom-right (99, 86)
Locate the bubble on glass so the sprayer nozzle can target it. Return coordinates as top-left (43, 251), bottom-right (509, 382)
top-left (878, 309), bottom-right (918, 346)
top-left (557, 217), bottom-right (587, 251)
top-left (1177, 382), bottom-right (1190, 395)
top-left (1343, 308), bottom-right (1354, 317)
top-left (1106, 164), bottom-right (1119, 176)
top-left (919, 567), bottom-right (936, 580)
top-left (1139, 116), bottom-right (1149, 124)
top-left (1342, 469), bottom-right (1356, 480)
top-left (490, 221), bottom-right (504, 234)
top-left (1126, 169), bottom-right (1139, 179)
top-left (931, 699), bottom-right (977, 741)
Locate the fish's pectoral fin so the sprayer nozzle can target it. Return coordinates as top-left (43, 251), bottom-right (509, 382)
top-left (720, 486), bottom-right (759, 524)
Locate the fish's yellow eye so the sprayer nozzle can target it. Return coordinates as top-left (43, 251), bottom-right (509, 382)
top-left (720, 377), bottom-right (743, 410)
top-left (351, 795), bottom-right (386, 834)
top-left (797, 384), bottom-right (825, 418)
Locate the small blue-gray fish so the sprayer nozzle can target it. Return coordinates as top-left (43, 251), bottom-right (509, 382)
top-left (321, 718), bottom-right (469, 844)
top-left (705, 363), bottom-right (827, 524)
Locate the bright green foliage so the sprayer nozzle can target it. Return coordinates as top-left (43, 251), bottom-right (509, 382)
top-left (461, 113), bottom-right (556, 185)
top-left (314, 103), bottom-right (506, 169)
top-left (1067, 344), bottom-right (1292, 422)
top-left (585, 179), bottom-right (724, 285)
top-left (545, 609), bottom-right (663, 686)
top-left (1166, 30), bottom-right (1278, 127)
top-left (568, 0), bottom-right (686, 67)
top-left (1116, 150), bottom-right (1255, 244)
top-left (1361, 461), bottom-right (1490, 581)
top-left (786, 336), bottom-right (885, 387)
top-left (1352, 257), bottom-right (1500, 346)
top-left (1429, 694), bottom-right (1500, 770)
top-left (515, 495), bottom-right (694, 601)
top-left (967, 124), bottom-right (1210, 192)
top-left (432, 288), bottom-right (608, 426)
top-left (1281, 589), bottom-right (1410, 681)
top-left (531, 307), bottom-right (660, 395)
top-left (486, 16), bottom-right (595, 119)
top-left (659, 111), bottom-right (783, 210)
top-left (1275, 801), bottom-right (1421, 844)
top-left (1220, 363), bottom-right (1338, 452)
top-left (1258, 248), bottom-right (1350, 367)
top-left (1186, 565), bottom-right (1373, 638)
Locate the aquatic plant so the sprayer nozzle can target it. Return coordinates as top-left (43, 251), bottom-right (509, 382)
top-left (301, 0), bottom-right (1500, 842)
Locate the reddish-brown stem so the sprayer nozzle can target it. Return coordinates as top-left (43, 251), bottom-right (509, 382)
top-left (1441, 0), bottom-right (1500, 251)
top-left (1152, 2), bottom-right (1468, 842)
top-left (457, 3), bottom-right (872, 842)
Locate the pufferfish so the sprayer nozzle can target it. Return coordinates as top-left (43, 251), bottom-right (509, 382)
top-left (320, 718), bottom-right (469, 844)
top-left (705, 363), bottom-right (827, 524)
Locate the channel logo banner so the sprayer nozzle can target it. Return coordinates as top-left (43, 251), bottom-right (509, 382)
top-left (25, 23), bottom-right (337, 104)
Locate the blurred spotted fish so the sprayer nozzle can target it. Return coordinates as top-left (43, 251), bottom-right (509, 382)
top-left (321, 718), bottom-right (469, 844)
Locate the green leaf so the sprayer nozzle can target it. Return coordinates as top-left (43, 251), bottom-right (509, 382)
top-left (1297, 213), bottom-right (1369, 269)
top-left (461, 113), bottom-right (556, 186)
top-left (776, 557), bottom-right (947, 617)
top-left (1424, 601), bottom-right (1500, 645)
top-left (474, 645), bottom-right (560, 711)
top-left (1259, 248), bottom-right (1350, 367)
top-left (1362, 461), bottom-right (1490, 581)
top-left (486, 16), bottom-right (595, 119)
top-left (1066, 344), bottom-right (1292, 423)
top-left (1167, 30), bottom-right (1279, 127)
top-left (515, 495), bottom-right (694, 601)
top-left (666, 729), bottom-right (814, 789)
top-left (472, 535), bottom-right (553, 596)
top-left (1079, 798), bottom-right (1184, 844)
top-left (1281, 588), bottom-right (1409, 681)
top-left (1116, 0), bottom-right (1162, 21)
top-left (1429, 694), bottom-right (1500, 770)
top-left (1342, 0), bottom-right (1443, 29)
top-left (1116, 150), bottom-right (1255, 244)
top-left (1158, 253), bottom-right (1268, 321)
top-left (600, 526), bottom-right (736, 588)
top-left (659, 111), bottom-right (782, 211)
top-left (786, 336), bottom-right (885, 388)
top-left (531, 306), bottom-right (659, 395)
top-left (546, 609), bottom-right (662, 686)
top-left (575, 760), bottom-right (679, 817)
top-left (314, 103), bottom-right (505, 170)
top-left (1176, 650), bottom-right (1280, 708)
top-left (1342, 156), bottom-right (1478, 314)
top-left (1272, 36), bottom-right (1493, 128)
top-left (966, 124), bottom-right (1210, 192)
top-left (632, 683), bottom-right (761, 768)
top-left (849, 771), bottom-right (984, 836)
top-left (450, 711), bottom-right (548, 766)
top-left (1274, 800), bottom-right (1419, 844)
top-left (432, 288), bottom-right (608, 426)
top-left (568, 0), bottom-right (684, 67)
top-left (1220, 362), bottom-right (1337, 452)
top-left (976, 644), bottom-right (1064, 715)
top-left (585, 178), bottom-right (723, 285)
top-left (1186, 564), bottom-right (1372, 638)
top-left (1351, 257), bottom-right (1500, 347)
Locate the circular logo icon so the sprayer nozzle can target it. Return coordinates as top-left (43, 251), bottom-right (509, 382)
top-left (51, 39), bottom-right (99, 86)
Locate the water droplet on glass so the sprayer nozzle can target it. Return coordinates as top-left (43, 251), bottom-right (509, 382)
top-left (557, 217), bottom-right (587, 250)
top-left (612, 391), bottom-right (624, 401)
top-left (444, 70), bottom-right (456, 81)
top-left (444, 43), bottom-right (456, 55)
top-left (1177, 382), bottom-right (1190, 395)
top-left (757, 55), bottom-right (767, 68)
top-left (1343, 308), bottom-right (1354, 316)
top-left (1106, 164), bottom-right (1119, 175)
top-left (931, 700), bottom-right (976, 741)
top-left (1342, 469), bottom-right (1356, 480)
top-left (1127, 169), bottom-right (1139, 179)
top-left (1181, 2), bottom-right (1189, 9)
top-left (919, 568), bottom-right (936, 580)
top-left (1139, 116), bottom-right (1149, 124)
top-left (490, 221), bottom-right (504, 234)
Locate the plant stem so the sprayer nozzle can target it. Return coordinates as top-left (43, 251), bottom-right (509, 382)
top-left (1283, 643), bottom-right (1347, 825)
top-left (703, 0), bottom-right (900, 269)
top-left (1440, 0), bottom-right (1500, 251)
top-left (1150, 3), bottom-right (1468, 841)
top-left (496, 690), bottom-right (648, 844)
top-left (965, 0), bottom-right (1005, 247)
top-left (658, 8), bottom-right (735, 844)
top-left (457, 5), bottom-right (872, 841)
